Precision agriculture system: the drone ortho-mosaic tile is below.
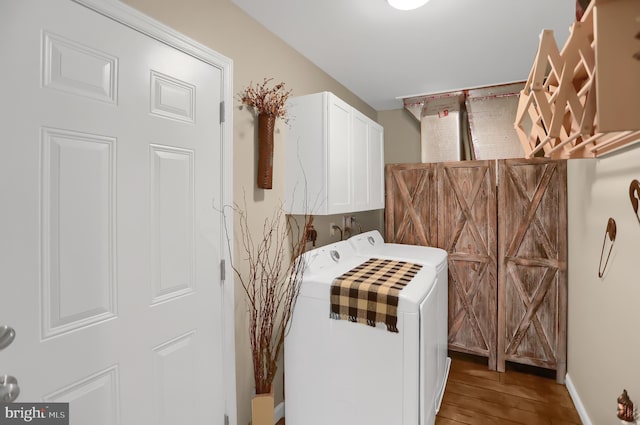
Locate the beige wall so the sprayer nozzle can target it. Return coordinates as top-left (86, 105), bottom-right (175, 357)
top-left (567, 144), bottom-right (640, 424)
top-left (120, 1), bottom-right (382, 424)
top-left (379, 108), bottom-right (421, 164)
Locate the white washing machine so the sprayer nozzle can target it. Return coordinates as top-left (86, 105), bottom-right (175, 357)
top-left (284, 231), bottom-right (450, 425)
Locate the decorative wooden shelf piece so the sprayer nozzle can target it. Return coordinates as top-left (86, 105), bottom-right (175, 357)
top-left (515, 0), bottom-right (640, 159)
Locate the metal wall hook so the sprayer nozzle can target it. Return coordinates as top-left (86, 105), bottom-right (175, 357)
top-left (598, 217), bottom-right (616, 278)
top-left (0, 375), bottom-right (20, 403)
top-left (331, 224), bottom-right (344, 241)
top-left (629, 179), bottom-right (640, 224)
top-left (0, 326), bottom-right (15, 351)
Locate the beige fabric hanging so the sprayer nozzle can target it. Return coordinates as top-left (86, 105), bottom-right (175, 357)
top-left (403, 82), bottom-right (526, 162)
top-left (465, 83), bottom-right (525, 160)
top-left (404, 92), bottom-right (468, 162)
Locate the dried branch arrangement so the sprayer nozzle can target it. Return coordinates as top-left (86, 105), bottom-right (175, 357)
top-left (225, 202), bottom-right (312, 394)
top-left (238, 78), bottom-right (292, 121)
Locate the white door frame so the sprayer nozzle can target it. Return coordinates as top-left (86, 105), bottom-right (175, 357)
top-left (70, 0), bottom-right (237, 423)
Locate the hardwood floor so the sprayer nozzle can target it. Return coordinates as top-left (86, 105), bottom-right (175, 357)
top-left (275, 353), bottom-right (580, 425)
top-left (437, 353), bottom-right (580, 424)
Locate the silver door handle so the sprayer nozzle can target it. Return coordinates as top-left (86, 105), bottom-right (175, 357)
top-left (0, 375), bottom-right (20, 402)
top-left (0, 326), bottom-right (15, 351)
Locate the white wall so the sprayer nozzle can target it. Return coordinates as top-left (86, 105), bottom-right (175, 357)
top-left (567, 142), bottom-right (640, 424)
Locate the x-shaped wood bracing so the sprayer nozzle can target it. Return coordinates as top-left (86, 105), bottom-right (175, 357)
top-left (391, 168), bottom-right (434, 246)
top-left (444, 166), bottom-right (497, 359)
top-left (503, 164), bottom-right (561, 362)
top-left (449, 260), bottom-right (495, 354)
top-left (505, 262), bottom-right (557, 362)
top-left (504, 164), bottom-right (558, 260)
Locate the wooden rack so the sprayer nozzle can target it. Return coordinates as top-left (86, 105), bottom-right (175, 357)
top-left (515, 0), bottom-right (640, 159)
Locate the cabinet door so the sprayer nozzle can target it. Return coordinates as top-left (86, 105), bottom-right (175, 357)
top-left (352, 111), bottom-right (369, 211)
top-left (368, 122), bottom-right (384, 210)
top-left (285, 93), bottom-right (329, 215)
top-left (326, 95), bottom-right (352, 214)
top-left (352, 111), bottom-right (384, 212)
top-left (497, 159), bottom-right (567, 382)
top-left (437, 161), bottom-right (498, 370)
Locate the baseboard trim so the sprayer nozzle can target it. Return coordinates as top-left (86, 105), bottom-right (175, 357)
top-left (274, 401), bottom-right (285, 424)
top-left (566, 373), bottom-right (593, 425)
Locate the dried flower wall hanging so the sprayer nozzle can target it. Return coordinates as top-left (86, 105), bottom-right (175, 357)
top-left (239, 78), bottom-right (293, 189)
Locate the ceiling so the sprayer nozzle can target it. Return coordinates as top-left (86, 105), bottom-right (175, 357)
top-left (231, 0), bottom-right (575, 111)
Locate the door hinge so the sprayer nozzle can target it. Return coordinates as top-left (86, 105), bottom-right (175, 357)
top-left (224, 413), bottom-right (229, 425)
top-left (220, 259), bottom-right (226, 282)
top-left (220, 101), bottom-right (225, 123)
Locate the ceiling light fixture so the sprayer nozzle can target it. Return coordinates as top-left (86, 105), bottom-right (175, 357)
top-left (387, 0), bottom-right (430, 11)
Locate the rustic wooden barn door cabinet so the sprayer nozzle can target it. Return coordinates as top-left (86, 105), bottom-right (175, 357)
top-left (385, 159), bottom-right (567, 382)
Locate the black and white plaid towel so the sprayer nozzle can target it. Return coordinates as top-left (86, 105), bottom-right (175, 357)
top-left (330, 258), bottom-right (422, 333)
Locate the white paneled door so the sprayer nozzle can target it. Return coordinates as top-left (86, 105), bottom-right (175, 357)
top-left (0, 0), bottom-right (232, 423)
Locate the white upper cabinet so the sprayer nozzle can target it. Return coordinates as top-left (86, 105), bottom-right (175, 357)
top-left (285, 92), bottom-right (385, 215)
top-left (352, 109), bottom-right (385, 212)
